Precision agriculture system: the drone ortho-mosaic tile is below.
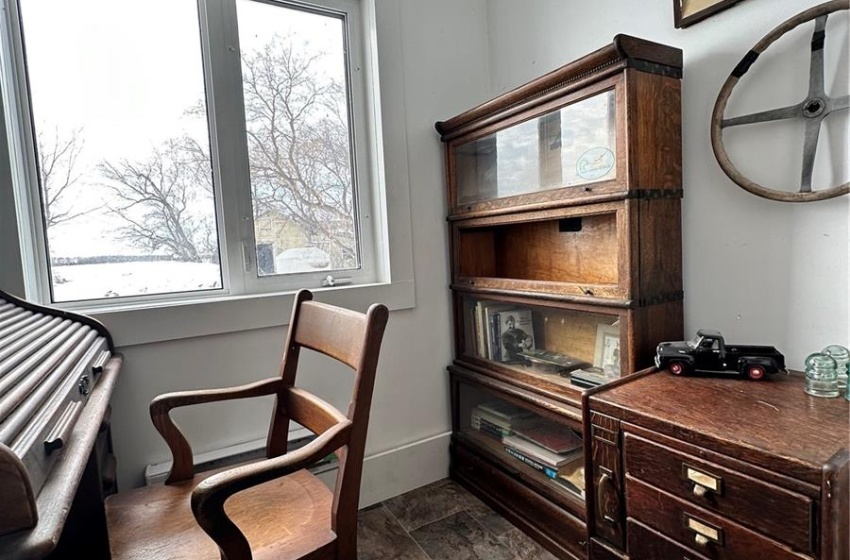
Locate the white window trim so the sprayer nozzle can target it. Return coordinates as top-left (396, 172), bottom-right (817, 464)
top-left (0, 0), bottom-right (415, 347)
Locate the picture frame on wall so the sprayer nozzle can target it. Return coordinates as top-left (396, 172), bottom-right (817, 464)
top-left (674, 0), bottom-right (747, 28)
top-left (594, 324), bottom-right (620, 375)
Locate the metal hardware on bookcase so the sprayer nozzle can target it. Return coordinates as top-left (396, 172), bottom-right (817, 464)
top-left (625, 58), bottom-right (683, 79)
top-left (625, 188), bottom-right (684, 200)
top-left (637, 290), bottom-right (685, 307)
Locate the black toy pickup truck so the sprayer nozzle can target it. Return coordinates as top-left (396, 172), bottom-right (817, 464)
top-left (655, 329), bottom-right (786, 380)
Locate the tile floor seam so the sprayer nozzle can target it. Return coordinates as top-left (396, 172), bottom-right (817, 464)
top-left (465, 511), bottom-right (524, 560)
top-left (408, 531), bottom-right (434, 560)
top-left (379, 502), bottom-right (434, 560)
top-left (407, 505), bottom-right (468, 534)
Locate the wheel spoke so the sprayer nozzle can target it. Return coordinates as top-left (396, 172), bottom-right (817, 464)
top-left (807, 15), bottom-right (828, 99)
top-left (721, 104), bottom-right (800, 128)
top-left (800, 117), bottom-right (822, 193)
top-left (830, 94), bottom-right (849, 112)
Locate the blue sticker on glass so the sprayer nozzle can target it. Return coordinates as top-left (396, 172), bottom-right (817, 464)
top-left (576, 147), bottom-right (615, 180)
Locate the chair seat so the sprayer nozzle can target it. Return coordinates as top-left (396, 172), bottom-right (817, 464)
top-left (106, 468), bottom-right (336, 560)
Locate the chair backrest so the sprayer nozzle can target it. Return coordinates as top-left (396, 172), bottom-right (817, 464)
top-left (266, 289), bottom-right (388, 554)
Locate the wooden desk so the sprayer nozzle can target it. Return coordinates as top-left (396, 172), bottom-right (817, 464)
top-left (585, 370), bottom-right (849, 560)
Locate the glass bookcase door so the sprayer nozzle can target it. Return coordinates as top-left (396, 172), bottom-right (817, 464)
top-left (459, 295), bottom-right (625, 389)
top-left (456, 381), bottom-right (586, 508)
top-left (451, 87), bottom-right (618, 209)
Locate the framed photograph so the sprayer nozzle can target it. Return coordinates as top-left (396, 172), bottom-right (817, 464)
top-left (594, 324), bottom-right (620, 374)
top-left (674, 0), bottom-right (747, 28)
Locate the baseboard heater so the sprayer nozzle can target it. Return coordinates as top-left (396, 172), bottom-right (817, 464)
top-left (144, 427), bottom-right (339, 486)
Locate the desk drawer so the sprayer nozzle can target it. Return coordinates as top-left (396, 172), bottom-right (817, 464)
top-left (626, 476), bottom-right (810, 560)
top-left (623, 433), bottom-right (812, 553)
top-left (628, 518), bottom-right (709, 560)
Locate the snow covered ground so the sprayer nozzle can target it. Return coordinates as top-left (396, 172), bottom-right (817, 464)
top-left (52, 261), bottom-right (222, 302)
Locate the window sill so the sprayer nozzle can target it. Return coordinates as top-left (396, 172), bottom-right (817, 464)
top-left (90, 279), bottom-right (414, 348)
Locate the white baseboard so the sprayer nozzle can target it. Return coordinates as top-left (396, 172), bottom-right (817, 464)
top-left (315, 431), bottom-right (452, 508)
top-left (144, 427), bottom-right (315, 486)
top-left (145, 430), bottom-right (452, 508)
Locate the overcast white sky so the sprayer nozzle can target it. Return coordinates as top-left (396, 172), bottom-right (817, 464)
top-left (20, 0), bottom-right (345, 258)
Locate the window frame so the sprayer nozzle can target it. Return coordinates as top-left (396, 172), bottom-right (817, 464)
top-left (0, 0), bottom-right (414, 346)
top-left (0, 0), bottom-right (384, 310)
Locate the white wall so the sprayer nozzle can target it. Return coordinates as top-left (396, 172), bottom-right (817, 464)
top-left (3, 0), bottom-right (847, 502)
top-left (484, 0), bottom-right (849, 369)
top-left (104, 0), bottom-right (493, 493)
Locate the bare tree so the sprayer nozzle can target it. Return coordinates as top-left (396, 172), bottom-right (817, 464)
top-left (96, 35), bottom-right (356, 269)
top-left (242, 36), bottom-right (357, 266)
top-left (98, 135), bottom-right (218, 263)
top-left (37, 129), bottom-right (88, 228)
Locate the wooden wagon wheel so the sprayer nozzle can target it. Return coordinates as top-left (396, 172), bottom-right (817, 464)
top-left (711, 0), bottom-right (850, 202)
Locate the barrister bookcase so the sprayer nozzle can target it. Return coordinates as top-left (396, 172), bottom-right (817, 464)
top-left (435, 35), bottom-right (684, 559)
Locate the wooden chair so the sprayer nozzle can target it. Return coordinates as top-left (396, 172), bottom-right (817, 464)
top-left (105, 290), bottom-right (389, 560)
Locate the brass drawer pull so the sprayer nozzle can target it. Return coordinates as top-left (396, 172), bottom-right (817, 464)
top-left (683, 464), bottom-right (722, 497)
top-left (684, 514), bottom-right (723, 547)
top-left (597, 471), bottom-right (619, 525)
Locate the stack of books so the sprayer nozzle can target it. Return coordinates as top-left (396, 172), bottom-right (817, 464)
top-left (502, 418), bottom-right (585, 497)
top-left (470, 401), bottom-right (534, 442)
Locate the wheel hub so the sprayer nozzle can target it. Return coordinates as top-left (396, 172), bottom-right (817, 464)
top-left (803, 98), bottom-right (826, 118)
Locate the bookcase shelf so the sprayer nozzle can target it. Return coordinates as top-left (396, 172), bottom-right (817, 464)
top-left (457, 430), bottom-right (585, 512)
top-left (438, 35), bottom-right (683, 559)
top-left (453, 369), bottom-right (586, 517)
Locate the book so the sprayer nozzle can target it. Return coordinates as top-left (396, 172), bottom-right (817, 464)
top-left (504, 446), bottom-right (559, 479)
top-left (471, 415), bottom-right (512, 440)
top-left (498, 308), bottom-right (535, 363)
top-left (481, 303), bottom-right (514, 361)
top-left (512, 418), bottom-right (582, 454)
top-left (489, 312), bottom-right (502, 362)
top-left (506, 446), bottom-right (587, 498)
top-left (471, 402), bottom-right (531, 435)
top-left (477, 401), bottom-right (534, 422)
top-left (472, 409), bottom-right (512, 431)
top-left (503, 433), bottom-right (581, 469)
top-left (474, 421), bottom-right (505, 441)
top-left (474, 301), bottom-right (488, 358)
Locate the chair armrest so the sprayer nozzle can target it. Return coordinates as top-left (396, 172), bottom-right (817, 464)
top-left (190, 420), bottom-right (352, 560)
top-left (150, 377), bottom-right (283, 484)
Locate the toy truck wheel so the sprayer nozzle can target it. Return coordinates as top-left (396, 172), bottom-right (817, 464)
top-left (746, 365), bottom-right (766, 380)
top-left (669, 361), bottom-right (687, 375)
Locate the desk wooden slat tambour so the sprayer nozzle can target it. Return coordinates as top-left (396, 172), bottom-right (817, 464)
top-left (0, 290), bottom-right (121, 559)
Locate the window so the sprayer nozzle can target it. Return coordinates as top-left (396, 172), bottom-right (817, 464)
top-left (2, 0), bottom-right (376, 306)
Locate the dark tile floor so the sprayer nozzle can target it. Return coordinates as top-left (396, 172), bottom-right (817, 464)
top-left (357, 479), bottom-right (558, 560)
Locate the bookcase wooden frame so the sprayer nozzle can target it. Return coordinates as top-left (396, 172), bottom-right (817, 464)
top-left (437, 34), bottom-right (684, 559)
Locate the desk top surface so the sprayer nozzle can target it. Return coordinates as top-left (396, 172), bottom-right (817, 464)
top-left (590, 370), bottom-right (849, 481)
